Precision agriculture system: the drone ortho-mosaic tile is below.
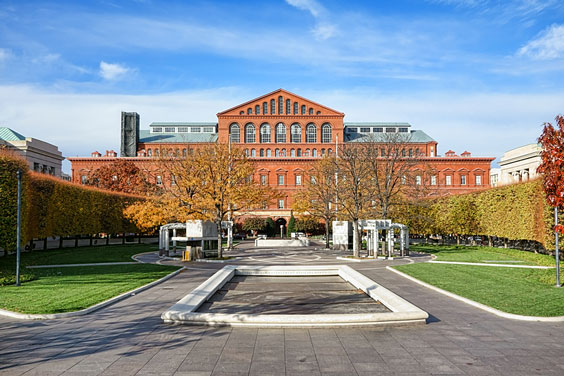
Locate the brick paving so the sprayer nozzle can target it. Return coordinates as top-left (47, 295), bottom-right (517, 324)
top-left (1, 244), bottom-right (564, 375)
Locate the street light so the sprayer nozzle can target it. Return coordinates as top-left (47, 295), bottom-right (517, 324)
top-left (555, 208), bottom-right (561, 288)
top-left (15, 169), bottom-right (22, 287)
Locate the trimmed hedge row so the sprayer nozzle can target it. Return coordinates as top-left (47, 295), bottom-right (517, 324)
top-left (398, 179), bottom-right (554, 250)
top-left (0, 152), bottom-right (141, 253)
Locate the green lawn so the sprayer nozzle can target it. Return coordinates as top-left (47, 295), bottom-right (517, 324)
top-left (0, 244), bottom-right (181, 314)
top-left (410, 244), bottom-right (555, 266)
top-left (396, 245), bottom-right (564, 316)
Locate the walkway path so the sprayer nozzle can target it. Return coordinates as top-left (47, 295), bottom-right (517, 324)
top-left (1, 243), bottom-right (564, 375)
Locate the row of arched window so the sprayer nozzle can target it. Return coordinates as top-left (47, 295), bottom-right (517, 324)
top-left (238, 96), bottom-right (322, 116)
top-left (244, 148), bottom-right (333, 158)
top-left (230, 122), bottom-right (332, 144)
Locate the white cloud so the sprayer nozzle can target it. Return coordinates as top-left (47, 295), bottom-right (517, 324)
top-left (285, 0), bottom-right (337, 40)
top-left (0, 48), bottom-right (12, 62)
top-left (285, 0), bottom-right (325, 18)
top-left (518, 24), bottom-right (564, 60)
top-left (99, 61), bottom-right (131, 80)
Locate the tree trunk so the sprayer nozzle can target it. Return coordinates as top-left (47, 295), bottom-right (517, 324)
top-left (59, 236), bottom-right (64, 249)
top-left (89, 235), bottom-right (93, 246)
top-left (43, 238), bottom-right (48, 250)
top-left (456, 235), bottom-right (460, 246)
top-left (352, 219), bottom-right (360, 257)
top-left (122, 233), bottom-right (126, 244)
top-left (324, 219), bottom-right (330, 249)
top-left (217, 221), bottom-right (223, 259)
top-left (106, 234), bottom-right (110, 245)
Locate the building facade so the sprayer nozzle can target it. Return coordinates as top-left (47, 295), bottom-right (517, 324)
top-left (497, 143), bottom-right (541, 186)
top-left (69, 89), bottom-right (494, 219)
top-left (0, 127), bottom-right (65, 177)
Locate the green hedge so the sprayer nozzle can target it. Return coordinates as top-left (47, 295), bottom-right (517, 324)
top-left (0, 153), bottom-right (141, 253)
top-left (398, 179), bottom-right (553, 250)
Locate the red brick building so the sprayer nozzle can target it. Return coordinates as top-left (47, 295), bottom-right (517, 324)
top-left (69, 89), bottom-right (494, 221)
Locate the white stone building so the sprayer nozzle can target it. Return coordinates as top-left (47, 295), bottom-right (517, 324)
top-left (0, 127), bottom-right (65, 177)
top-left (497, 143), bottom-right (541, 186)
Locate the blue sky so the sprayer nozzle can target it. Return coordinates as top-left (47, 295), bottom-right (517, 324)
top-left (1, 0), bottom-right (563, 172)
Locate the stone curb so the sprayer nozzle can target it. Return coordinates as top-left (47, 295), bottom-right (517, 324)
top-left (387, 266), bottom-right (564, 322)
top-left (428, 260), bottom-right (554, 269)
top-left (0, 267), bottom-right (186, 320)
top-left (335, 256), bottom-right (379, 262)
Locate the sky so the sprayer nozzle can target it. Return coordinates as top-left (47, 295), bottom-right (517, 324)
top-left (1, 0), bottom-right (564, 173)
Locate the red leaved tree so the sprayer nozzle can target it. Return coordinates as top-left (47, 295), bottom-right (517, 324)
top-left (85, 159), bottom-right (157, 195)
top-left (538, 114), bottom-right (564, 233)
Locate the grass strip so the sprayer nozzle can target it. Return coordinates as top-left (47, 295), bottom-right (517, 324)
top-left (410, 244), bottom-right (555, 266)
top-left (395, 263), bottom-right (564, 317)
top-left (0, 263), bottom-right (180, 314)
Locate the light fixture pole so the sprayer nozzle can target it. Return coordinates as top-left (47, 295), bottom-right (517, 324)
top-left (556, 207), bottom-right (561, 288)
top-left (15, 169), bottom-right (22, 287)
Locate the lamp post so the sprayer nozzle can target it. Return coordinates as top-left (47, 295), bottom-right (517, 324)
top-left (15, 169), bottom-right (22, 287)
top-left (556, 208), bottom-right (561, 288)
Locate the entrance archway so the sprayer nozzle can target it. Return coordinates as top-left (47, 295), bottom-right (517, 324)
top-left (275, 218), bottom-right (287, 238)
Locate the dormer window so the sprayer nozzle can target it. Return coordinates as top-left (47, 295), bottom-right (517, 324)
top-left (373, 128), bottom-right (383, 133)
top-left (178, 127), bottom-right (188, 133)
top-left (165, 127), bottom-right (175, 133)
top-left (399, 128), bottom-right (408, 133)
top-left (385, 127), bottom-right (396, 133)
top-left (191, 127), bottom-right (201, 133)
top-left (203, 127), bottom-right (214, 133)
top-left (360, 128), bottom-right (370, 133)
top-left (153, 127), bottom-right (162, 133)
top-left (347, 128), bottom-right (358, 133)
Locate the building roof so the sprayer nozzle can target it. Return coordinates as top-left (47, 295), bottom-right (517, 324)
top-left (344, 122), bottom-right (411, 127)
top-left (139, 130), bottom-right (217, 143)
top-left (149, 122), bottom-right (217, 127)
top-left (0, 127), bottom-right (26, 141)
top-left (344, 130), bottom-right (435, 143)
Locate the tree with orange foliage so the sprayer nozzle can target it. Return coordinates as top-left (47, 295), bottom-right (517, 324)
top-left (292, 156), bottom-right (337, 249)
top-left (85, 159), bottom-right (156, 195)
top-left (160, 143), bottom-right (277, 258)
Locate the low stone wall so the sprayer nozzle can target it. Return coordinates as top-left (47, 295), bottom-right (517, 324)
top-left (254, 238), bottom-right (310, 247)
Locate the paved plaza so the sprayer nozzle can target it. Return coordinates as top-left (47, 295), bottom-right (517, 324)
top-left (2, 242), bottom-right (564, 375)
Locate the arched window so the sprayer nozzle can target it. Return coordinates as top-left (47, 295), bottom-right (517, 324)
top-left (306, 123), bottom-right (317, 143)
top-left (281, 148), bottom-right (286, 157)
top-left (230, 123), bottom-right (240, 143)
top-left (155, 149), bottom-right (160, 157)
top-left (266, 149), bottom-right (271, 157)
top-left (245, 149), bottom-right (249, 157)
top-left (255, 105), bottom-right (260, 115)
top-left (275, 148), bottom-right (279, 157)
top-left (239, 111), bottom-right (244, 115)
top-left (270, 99), bottom-right (275, 114)
top-left (312, 148), bottom-right (317, 157)
top-left (301, 105), bottom-right (306, 115)
top-left (147, 149), bottom-right (152, 157)
top-left (290, 149), bottom-right (295, 157)
top-left (182, 148), bottom-right (187, 157)
top-left (305, 148), bottom-right (310, 156)
top-left (260, 123), bottom-right (271, 143)
top-left (278, 96), bottom-right (283, 115)
top-left (328, 148), bottom-right (333, 155)
top-left (309, 108), bottom-right (314, 115)
top-left (286, 99), bottom-right (291, 114)
top-left (260, 149), bottom-right (264, 157)
top-left (294, 102), bottom-right (298, 114)
top-left (251, 149), bottom-right (256, 157)
top-left (291, 123), bottom-right (301, 143)
top-left (245, 123), bottom-right (256, 143)
top-left (263, 102), bottom-right (268, 114)
top-left (321, 148), bottom-right (325, 156)
top-left (276, 123), bottom-right (286, 143)
top-left (321, 123), bottom-right (332, 143)
top-left (297, 148), bottom-right (302, 157)
top-left (247, 108), bottom-right (252, 115)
